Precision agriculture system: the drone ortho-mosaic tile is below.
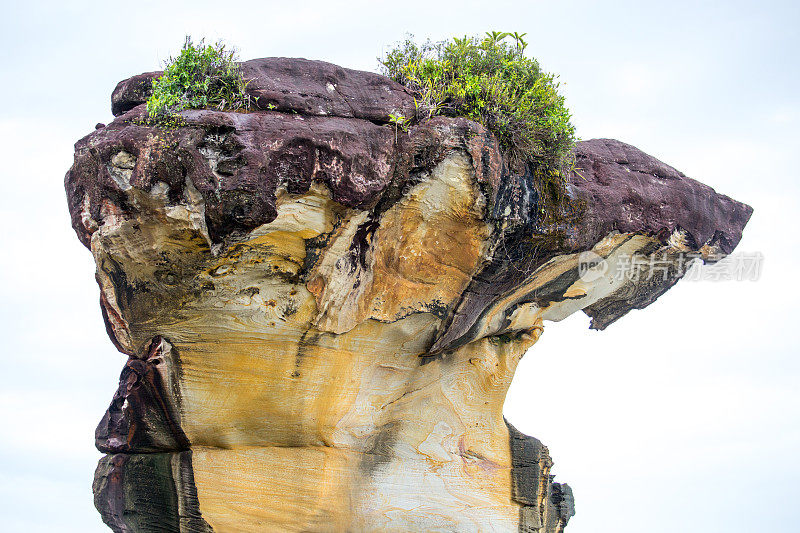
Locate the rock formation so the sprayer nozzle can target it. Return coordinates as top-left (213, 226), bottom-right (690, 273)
top-left (65, 58), bottom-right (752, 532)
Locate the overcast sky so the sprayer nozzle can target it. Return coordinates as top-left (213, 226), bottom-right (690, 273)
top-left (0, 1), bottom-right (797, 531)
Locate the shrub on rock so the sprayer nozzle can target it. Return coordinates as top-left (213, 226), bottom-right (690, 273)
top-left (146, 36), bottom-right (251, 119)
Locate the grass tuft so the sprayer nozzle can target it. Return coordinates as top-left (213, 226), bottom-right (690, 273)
top-left (380, 32), bottom-right (576, 183)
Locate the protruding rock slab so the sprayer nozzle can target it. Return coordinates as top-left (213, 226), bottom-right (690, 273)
top-left (110, 57), bottom-right (416, 121)
top-left (67, 57), bottom-right (751, 532)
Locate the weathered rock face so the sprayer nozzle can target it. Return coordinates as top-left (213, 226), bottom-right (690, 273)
top-left (67, 57), bottom-right (752, 533)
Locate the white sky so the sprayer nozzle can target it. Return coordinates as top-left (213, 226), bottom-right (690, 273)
top-left (0, 1), bottom-right (797, 531)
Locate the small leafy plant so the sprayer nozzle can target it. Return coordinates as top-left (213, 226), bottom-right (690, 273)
top-left (146, 37), bottom-right (251, 120)
top-left (380, 32), bottom-right (576, 181)
top-left (388, 112), bottom-right (410, 129)
top-left (388, 112), bottom-right (409, 142)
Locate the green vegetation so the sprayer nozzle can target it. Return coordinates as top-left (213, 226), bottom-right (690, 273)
top-left (380, 32), bottom-right (576, 181)
top-left (387, 112), bottom-right (410, 142)
top-left (144, 33), bottom-right (574, 187)
top-left (146, 37), bottom-right (251, 120)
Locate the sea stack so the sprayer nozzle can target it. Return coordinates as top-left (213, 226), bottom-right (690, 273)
top-left (65, 57), bottom-right (752, 532)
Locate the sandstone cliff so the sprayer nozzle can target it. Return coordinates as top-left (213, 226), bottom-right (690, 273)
top-left (65, 57), bottom-right (752, 532)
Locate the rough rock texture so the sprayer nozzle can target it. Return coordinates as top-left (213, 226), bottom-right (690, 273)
top-left (110, 58), bottom-right (416, 121)
top-left (67, 57), bottom-right (752, 533)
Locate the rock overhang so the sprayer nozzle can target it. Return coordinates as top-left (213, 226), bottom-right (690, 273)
top-left (68, 65), bottom-right (753, 344)
top-left (67, 55), bottom-right (752, 533)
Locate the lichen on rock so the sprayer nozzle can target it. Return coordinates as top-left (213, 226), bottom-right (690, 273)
top-left (66, 56), bottom-right (751, 533)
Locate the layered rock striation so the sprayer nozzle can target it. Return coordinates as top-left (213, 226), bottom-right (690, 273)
top-left (66, 57), bottom-right (752, 532)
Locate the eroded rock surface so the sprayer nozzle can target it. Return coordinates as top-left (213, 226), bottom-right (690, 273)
top-left (67, 57), bottom-right (752, 533)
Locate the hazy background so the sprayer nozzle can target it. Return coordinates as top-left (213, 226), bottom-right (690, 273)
top-left (1, 0), bottom-right (797, 531)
